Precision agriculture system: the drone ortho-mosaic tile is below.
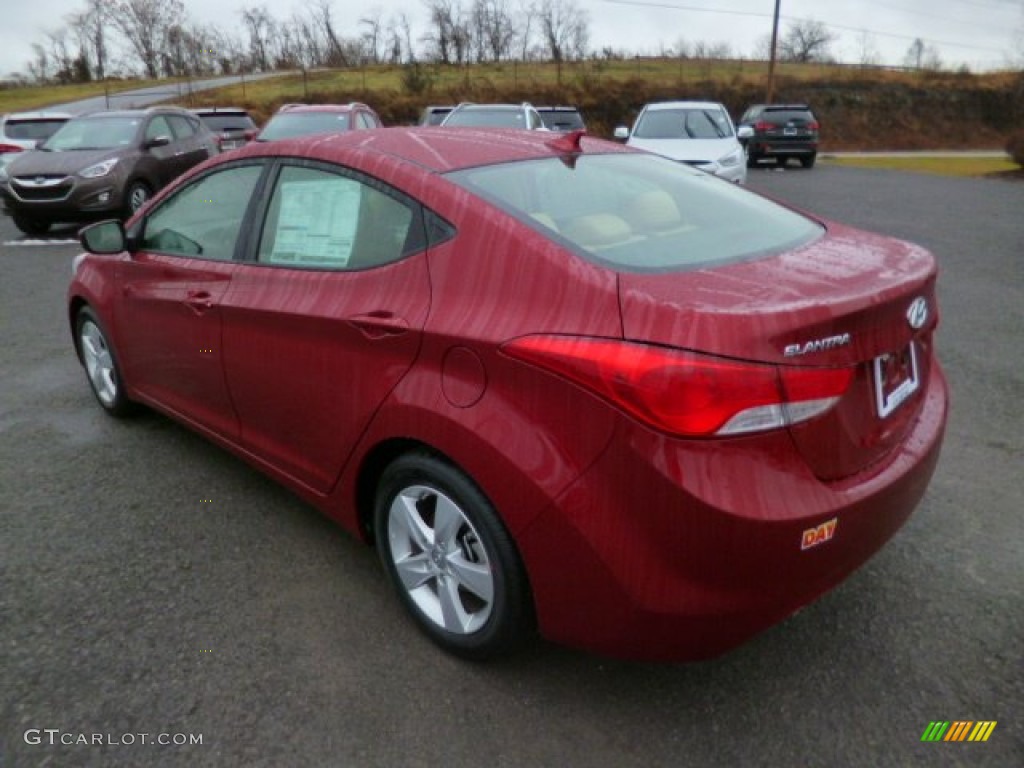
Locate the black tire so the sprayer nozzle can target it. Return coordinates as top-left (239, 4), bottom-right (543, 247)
top-left (75, 307), bottom-right (136, 417)
top-left (746, 151), bottom-right (760, 169)
top-left (124, 180), bottom-right (152, 217)
top-left (800, 153), bottom-right (817, 169)
top-left (13, 215), bottom-right (51, 236)
top-left (776, 156), bottom-right (788, 168)
top-left (374, 451), bottom-right (532, 660)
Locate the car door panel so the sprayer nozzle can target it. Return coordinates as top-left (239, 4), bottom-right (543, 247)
top-left (219, 162), bottom-right (430, 493)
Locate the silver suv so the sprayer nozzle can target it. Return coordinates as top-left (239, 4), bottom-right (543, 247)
top-left (0, 111), bottom-right (72, 170)
top-left (440, 102), bottom-right (548, 131)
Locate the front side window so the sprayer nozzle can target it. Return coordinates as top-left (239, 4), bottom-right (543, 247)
top-left (447, 153), bottom-right (823, 273)
top-left (145, 116), bottom-right (174, 143)
top-left (140, 164), bottom-right (263, 260)
top-left (257, 165), bottom-right (416, 270)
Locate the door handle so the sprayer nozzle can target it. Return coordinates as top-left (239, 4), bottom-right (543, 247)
top-left (347, 311), bottom-right (409, 338)
top-left (185, 289), bottom-right (214, 312)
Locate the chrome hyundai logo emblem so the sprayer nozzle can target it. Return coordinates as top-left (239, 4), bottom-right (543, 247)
top-left (907, 297), bottom-right (928, 330)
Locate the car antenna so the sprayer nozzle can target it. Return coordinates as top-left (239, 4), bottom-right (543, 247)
top-left (545, 129), bottom-right (586, 168)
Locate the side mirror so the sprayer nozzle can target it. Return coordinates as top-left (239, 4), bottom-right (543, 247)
top-left (613, 126), bottom-right (630, 141)
top-left (144, 135), bottom-right (172, 149)
top-left (736, 125), bottom-right (754, 140)
top-left (79, 219), bottom-right (126, 254)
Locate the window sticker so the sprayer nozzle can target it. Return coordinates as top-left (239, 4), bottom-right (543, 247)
top-left (268, 178), bottom-right (362, 267)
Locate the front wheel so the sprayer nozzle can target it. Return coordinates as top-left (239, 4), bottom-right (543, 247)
top-left (800, 153), bottom-right (817, 169)
top-left (75, 307), bottom-right (136, 417)
top-left (374, 452), bottom-right (532, 660)
top-left (13, 214), bottom-right (51, 236)
top-left (124, 180), bottom-right (152, 217)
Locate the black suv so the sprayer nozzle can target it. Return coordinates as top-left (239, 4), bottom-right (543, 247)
top-left (737, 104), bottom-right (819, 168)
top-left (192, 107), bottom-right (258, 151)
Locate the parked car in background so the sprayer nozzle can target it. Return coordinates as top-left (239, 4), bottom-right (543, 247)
top-left (737, 103), bottom-right (820, 168)
top-left (192, 107), bottom-right (259, 151)
top-left (418, 105), bottom-right (453, 126)
top-left (256, 103), bottom-right (382, 141)
top-left (0, 107), bottom-right (217, 236)
top-left (68, 126), bottom-right (946, 662)
top-left (615, 101), bottom-right (747, 184)
top-left (0, 110), bottom-right (72, 170)
top-left (440, 102), bottom-right (547, 130)
top-left (536, 105), bottom-right (586, 132)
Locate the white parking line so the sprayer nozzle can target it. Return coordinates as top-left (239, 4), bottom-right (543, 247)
top-left (3, 239), bottom-right (79, 246)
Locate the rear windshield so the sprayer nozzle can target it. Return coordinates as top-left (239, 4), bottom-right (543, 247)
top-left (761, 110), bottom-right (815, 124)
top-left (4, 118), bottom-right (68, 140)
top-left (634, 108), bottom-right (734, 140)
top-left (258, 112), bottom-right (349, 141)
top-left (43, 116), bottom-right (140, 150)
top-left (446, 153), bottom-right (823, 273)
top-left (443, 109), bottom-right (526, 128)
top-left (539, 110), bottom-right (585, 131)
top-left (199, 114), bottom-right (257, 132)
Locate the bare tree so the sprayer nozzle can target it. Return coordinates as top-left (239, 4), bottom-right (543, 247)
top-left (904, 38), bottom-right (925, 70)
top-left (309, 0), bottom-right (350, 67)
top-left (537, 0), bottom-right (589, 65)
top-left (45, 27), bottom-right (77, 83)
top-left (779, 19), bottom-right (836, 63)
top-left (516, 0), bottom-right (535, 61)
top-left (115, 0), bottom-right (186, 79)
top-left (360, 10), bottom-right (384, 64)
top-left (28, 43), bottom-right (51, 83)
top-left (240, 5), bottom-right (274, 71)
top-left (854, 30), bottom-right (880, 67)
top-left (471, 0), bottom-right (516, 63)
top-left (421, 0), bottom-right (459, 64)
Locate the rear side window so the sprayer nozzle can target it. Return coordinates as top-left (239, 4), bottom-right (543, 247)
top-left (3, 118), bottom-right (68, 140)
top-left (257, 165), bottom-right (418, 270)
top-left (447, 153), bottom-right (823, 273)
top-left (168, 115), bottom-right (196, 138)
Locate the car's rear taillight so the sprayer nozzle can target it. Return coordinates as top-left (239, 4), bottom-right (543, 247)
top-left (243, 129), bottom-right (257, 141)
top-left (503, 336), bottom-right (853, 438)
top-left (754, 121), bottom-right (773, 132)
top-left (0, 143), bottom-right (23, 153)
top-left (808, 121), bottom-right (820, 131)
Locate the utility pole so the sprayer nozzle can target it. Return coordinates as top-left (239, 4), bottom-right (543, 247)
top-left (766, 0), bottom-right (781, 102)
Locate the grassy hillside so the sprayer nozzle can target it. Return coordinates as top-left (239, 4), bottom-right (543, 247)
top-left (4, 59), bottom-right (1022, 151)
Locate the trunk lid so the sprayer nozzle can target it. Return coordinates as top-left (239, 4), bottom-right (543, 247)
top-left (618, 222), bottom-right (938, 479)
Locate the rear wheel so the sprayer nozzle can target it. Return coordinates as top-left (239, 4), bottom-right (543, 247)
top-left (75, 307), bottom-right (136, 417)
top-left (13, 215), bottom-right (50, 236)
top-left (374, 452), bottom-right (532, 660)
top-left (800, 153), bottom-right (817, 169)
top-left (776, 157), bottom-right (788, 168)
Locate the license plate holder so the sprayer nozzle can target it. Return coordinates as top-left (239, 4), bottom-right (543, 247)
top-left (873, 342), bottom-right (920, 418)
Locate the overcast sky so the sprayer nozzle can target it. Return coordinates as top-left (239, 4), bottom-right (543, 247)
top-left (2, 0), bottom-right (1021, 79)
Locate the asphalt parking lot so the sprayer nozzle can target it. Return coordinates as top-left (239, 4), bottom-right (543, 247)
top-left (1, 165), bottom-right (1021, 768)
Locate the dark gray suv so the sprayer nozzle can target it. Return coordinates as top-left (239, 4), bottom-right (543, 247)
top-left (0, 107), bottom-right (218, 235)
top-left (737, 104), bottom-right (819, 168)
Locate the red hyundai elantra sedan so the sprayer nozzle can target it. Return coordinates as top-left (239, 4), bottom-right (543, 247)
top-left (68, 127), bottom-right (947, 661)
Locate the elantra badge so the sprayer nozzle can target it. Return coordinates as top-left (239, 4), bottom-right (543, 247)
top-left (907, 297), bottom-right (928, 330)
top-left (784, 333), bottom-right (851, 357)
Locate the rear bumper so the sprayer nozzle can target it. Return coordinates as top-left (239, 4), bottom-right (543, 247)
top-left (516, 361), bottom-right (948, 661)
top-left (751, 140), bottom-right (818, 157)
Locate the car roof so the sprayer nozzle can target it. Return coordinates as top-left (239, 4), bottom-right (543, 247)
top-left (2, 110), bottom-right (73, 121)
top-left (643, 101), bottom-right (727, 111)
top-left (229, 126), bottom-right (632, 174)
top-left (276, 103), bottom-right (371, 114)
top-left (192, 107), bottom-right (250, 115)
top-left (78, 107), bottom-right (193, 119)
top-left (453, 103), bottom-right (533, 112)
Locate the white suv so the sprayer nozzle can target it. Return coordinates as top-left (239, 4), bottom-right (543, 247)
top-left (0, 111), bottom-right (72, 170)
top-left (440, 102), bottom-right (548, 131)
top-left (615, 101), bottom-right (747, 184)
